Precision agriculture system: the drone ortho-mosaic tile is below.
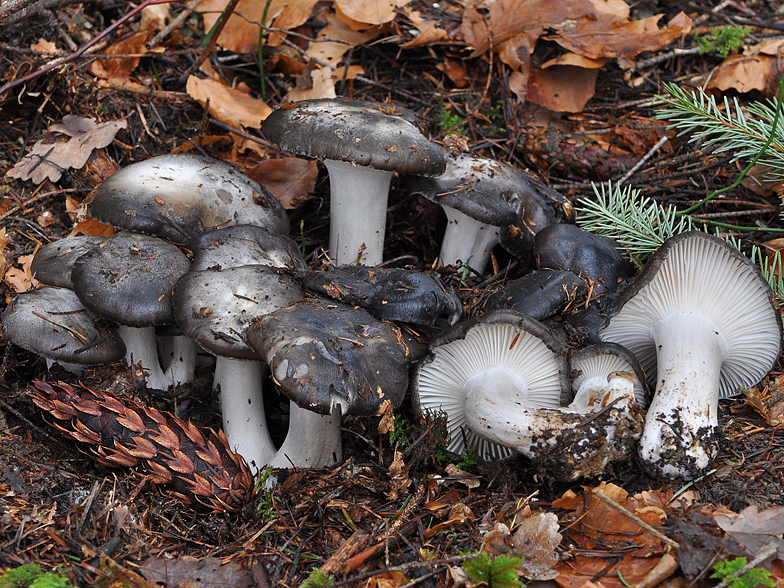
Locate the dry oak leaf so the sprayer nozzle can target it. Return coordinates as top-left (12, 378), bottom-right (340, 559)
top-left (402, 10), bottom-right (448, 48)
top-left (7, 116), bottom-right (127, 184)
top-left (714, 505), bottom-right (784, 559)
top-left (708, 54), bottom-right (775, 93)
top-left (186, 76), bottom-right (272, 129)
top-left (285, 66), bottom-right (337, 101)
top-left (87, 30), bottom-right (154, 83)
top-left (527, 65), bottom-right (598, 113)
top-left (335, 0), bottom-right (410, 26)
top-left (307, 11), bottom-right (381, 70)
top-left (556, 12), bottom-right (692, 60)
top-left (510, 512), bottom-right (562, 580)
top-left (30, 38), bottom-right (58, 53)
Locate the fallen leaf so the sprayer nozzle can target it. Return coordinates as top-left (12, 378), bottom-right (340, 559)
top-left (387, 449), bottom-right (410, 500)
top-left (30, 38), bottom-right (58, 53)
top-left (714, 505), bottom-right (784, 558)
top-left (140, 4), bottom-right (170, 32)
top-left (669, 508), bottom-right (747, 579)
top-left (307, 12), bottom-right (381, 70)
top-left (285, 67), bottom-right (337, 101)
top-left (444, 463), bottom-right (480, 488)
top-left (335, 0), bottom-right (411, 26)
top-left (87, 30), bottom-right (152, 83)
top-left (527, 65), bottom-right (598, 112)
top-left (70, 219), bottom-right (116, 238)
top-left (0, 228), bottom-right (8, 278)
top-left (4, 253), bottom-right (39, 293)
top-left (186, 76), bottom-right (272, 129)
top-left (7, 116), bottom-right (127, 184)
top-left (332, 65), bottom-right (365, 82)
top-left (542, 52), bottom-right (609, 69)
top-left (510, 512), bottom-right (562, 580)
top-left (402, 9), bottom-right (448, 47)
top-left (436, 59), bottom-right (468, 88)
top-left (708, 54), bottom-right (774, 93)
top-left (360, 571), bottom-right (409, 588)
top-left (376, 398), bottom-right (395, 435)
top-left (141, 555), bottom-right (255, 588)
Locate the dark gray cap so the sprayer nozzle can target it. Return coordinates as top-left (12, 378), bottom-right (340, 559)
top-left (87, 154), bottom-right (289, 242)
top-left (71, 231), bottom-right (191, 327)
top-left (484, 269), bottom-right (585, 320)
top-left (302, 265), bottom-right (461, 326)
top-left (246, 298), bottom-right (412, 416)
top-left (174, 265), bottom-right (304, 359)
top-left (262, 98), bottom-right (447, 176)
top-left (189, 224), bottom-right (306, 272)
top-left (3, 287), bottom-right (125, 365)
top-left (31, 235), bottom-right (106, 289)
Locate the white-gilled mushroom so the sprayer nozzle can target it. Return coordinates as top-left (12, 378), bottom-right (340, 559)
top-left (174, 265), bottom-right (305, 470)
top-left (2, 287), bottom-right (125, 374)
top-left (31, 235), bottom-right (106, 289)
top-left (87, 153), bottom-right (289, 242)
top-left (245, 298), bottom-right (413, 468)
top-left (599, 231), bottom-right (783, 479)
top-left (571, 342), bottom-right (649, 406)
top-left (262, 98), bottom-right (447, 266)
top-left (411, 310), bottom-right (572, 461)
top-left (71, 231), bottom-right (191, 390)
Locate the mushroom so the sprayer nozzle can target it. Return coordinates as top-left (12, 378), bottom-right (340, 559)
top-left (302, 265), bottom-right (462, 325)
top-left (403, 153), bottom-right (521, 273)
top-left (87, 153), bottom-right (289, 242)
top-left (571, 342), bottom-right (649, 406)
top-left (262, 98), bottom-right (447, 266)
top-left (2, 287), bottom-right (125, 374)
top-left (598, 231), bottom-right (783, 479)
top-left (174, 265), bottom-right (305, 470)
top-left (246, 298), bottom-right (413, 468)
top-left (483, 269), bottom-right (585, 320)
top-left (189, 225), bottom-right (307, 272)
top-left (71, 231), bottom-right (191, 390)
top-left (411, 310), bottom-right (572, 461)
top-left (31, 235), bottom-right (106, 289)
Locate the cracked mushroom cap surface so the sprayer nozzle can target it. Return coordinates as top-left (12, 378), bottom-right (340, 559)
top-left (71, 231), bottom-right (191, 327)
top-left (174, 265), bottom-right (305, 359)
top-left (245, 298), bottom-right (412, 416)
top-left (87, 154), bottom-right (289, 242)
top-left (31, 235), bottom-right (106, 289)
top-left (3, 287), bottom-right (125, 365)
top-left (599, 231), bottom-right (783, 397)
top-left (262, 98), bottom-right (447, 175)
top-left (302, 265), bottom-right (461, 326)
top-left (411, 310), bottom-right (572, 460)
top-left (189, 225), bottom-right (306, 272)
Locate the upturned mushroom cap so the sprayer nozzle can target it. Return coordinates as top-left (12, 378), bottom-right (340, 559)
top-left (245, 298), bottom-right (413, 416)
top-left (87, 154), bottom-right (289, 242)
top-left (2, 287), bottom-right (125, 365)
top-left (72, 231), bottom-right (191, 327)
top-left (189, 225), bottom-right (306, 272)
top-left (571, 342), bottom-right (649, 406)
top-left (262, 98), bottom-right (447, 175)
top-left (599, 231), bottom-right (783, 479)
top-left (174, 265), bottom-right (304, 359)
top-left (411, 310), bottom-right (572, 460)
top-left (535, 224), bottom-right (634, 294)
top-left (31, 235), bottom-right (106, 289)
top-left (302, 265), bottom-right (462, 326)
top-left (483, 270), bottom-right (585, 320)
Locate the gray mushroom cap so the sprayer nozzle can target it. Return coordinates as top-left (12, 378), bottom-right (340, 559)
top-left (174, 265), bottom-right (305, 359)
top-left (2, 287), bottom-right (125, 365)
top-left (302, 265), bottom-right (462, 326)
top-left (262, 98), bottom-right (447, 175)
top-left (189, 225), bottom-right (306, 271)
top-left (245, 298), bottom-right (412, 416)
top-left (484, 270), bottom-right (586, 320)
top-left (87, 154), bottom-right (289, 242)
top-left (31, 235), bottom-right (106, 289)
top-left (535, 224), bottom-right (634, 294)
top-left (71, 231), bottom-right (191, 327)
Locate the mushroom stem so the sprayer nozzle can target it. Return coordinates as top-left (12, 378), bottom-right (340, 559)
top-left (215, 357), bottom-right (276, 471)
top-left (324, 159), bottom-right (393, 266)
top-left (163, 335), bottom-right (198, 386)
top-left (439, 206), bottom-right (500, 273)
top-left (118, 325), bottom-right (170, 391)
top-left (640, 311), bottom-right (728, 478)
top-left (269, 401), bottom-right (342, 468)
top-left (45, 358), bottom-right (84, 376)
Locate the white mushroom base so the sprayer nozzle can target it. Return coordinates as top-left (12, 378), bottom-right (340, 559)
top-left (119, 325), bottom-right (171, 391)
top-left (268, 401), bottom-right (342, 468)
top-left (639, 311), bottom-right (728, 479)
top-left (439, 206), bottom-right (500, 274)
top-left (464, 367), bottom-right (643, 480)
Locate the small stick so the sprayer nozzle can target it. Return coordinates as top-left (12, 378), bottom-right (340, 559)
top-left (593, 489), bottom-right (681, 549)
top-left (616, 136), bottom-right (669, 185)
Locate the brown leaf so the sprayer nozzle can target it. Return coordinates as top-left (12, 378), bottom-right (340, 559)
top-left (714, 505), bottom-right (784, 558)
top-left (510, 512), bottom-right (562, 580)
top-left (186, 76), bottom-right (272, 129)
top-left (247, 157), bottom-right (318, 209)
top-left (307, 12), bottom-right (380, 70)
top-left (285, 67), bottom-right (337, 101)
top-left (4, 253), bottom-right (39, 293)
top-left (7, 116), bottom-right (127, 184)
top-left (335, 0), bottom-right (410, 26)
top-left (387, 449), bottom-right (411, 500)
top-left (87, 30), bottom-right (153, 83)
top-left (708, 54), bottom-right (774, 93)
top-left (527, 65), bottom-right (598, 112)
top-left (376, 398), bottom-right (395, 435)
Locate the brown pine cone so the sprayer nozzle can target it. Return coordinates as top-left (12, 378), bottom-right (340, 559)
top-left (30, 380), bottom-right (256, 513)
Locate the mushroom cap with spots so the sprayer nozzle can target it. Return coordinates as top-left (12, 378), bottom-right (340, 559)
top-left (2, 287), bottom-right (125, 368)
top-left (302, 265), bottom-right (462, 326)
top-left (599, 231), bottom-right (783, 479)
top-left (189, 225), bottom-right (306, 272)
top-left (87, 153), bottom-right (289, 242)
top-left (31, 235), bottom-right (106, 289)
top-left (411, 310), bottom-right (572, 460)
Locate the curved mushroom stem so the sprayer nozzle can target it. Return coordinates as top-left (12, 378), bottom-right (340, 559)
top-left (640, 311), bottom-right (728, 479)
top-left (163, 335), bottom-right (198, 386)
top-left (269, 401), bottom-right (342, 468)
top-left (439, 206), bottom-right (500, 274)
top-left (324, 159), bottom-right (393, 266)
top-left (45, 358), bottom-right (84, 376)
top-left (118, 325), bottom-right (169, 391)
top-left (215, 357), bottom-right (276, 471)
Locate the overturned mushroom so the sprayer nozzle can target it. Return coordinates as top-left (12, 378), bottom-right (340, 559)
top-left (599, 231), bottom-right (782, 479)
top-left (246, 298), bottom-right (413, 468)
top-left (262, 98), bottom-right (447, 265)
top-left (302, 265), bottom-right (461, 326)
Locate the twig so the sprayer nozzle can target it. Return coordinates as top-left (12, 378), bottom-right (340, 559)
top-left (147, 0), bottom-right (204, 48)
top-left (636, 47), bottom-right (702, 69)
top-left (187, 0), bottom-right (241, 74)
top-left (0, 0), bottom-right (39, 22)
top-left (615, 136), bottom-right (668, 185)
top-left (593, 490), bottom-right (681, 549)
top-left (712, 542), bottom-right (779, 588)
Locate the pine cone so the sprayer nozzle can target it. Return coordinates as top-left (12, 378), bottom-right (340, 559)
top-left (30, 380), bottom-right (256, 513)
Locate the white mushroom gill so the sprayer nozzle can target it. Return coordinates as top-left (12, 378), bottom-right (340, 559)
top-left (572, 351), bottom-right (647, 405)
